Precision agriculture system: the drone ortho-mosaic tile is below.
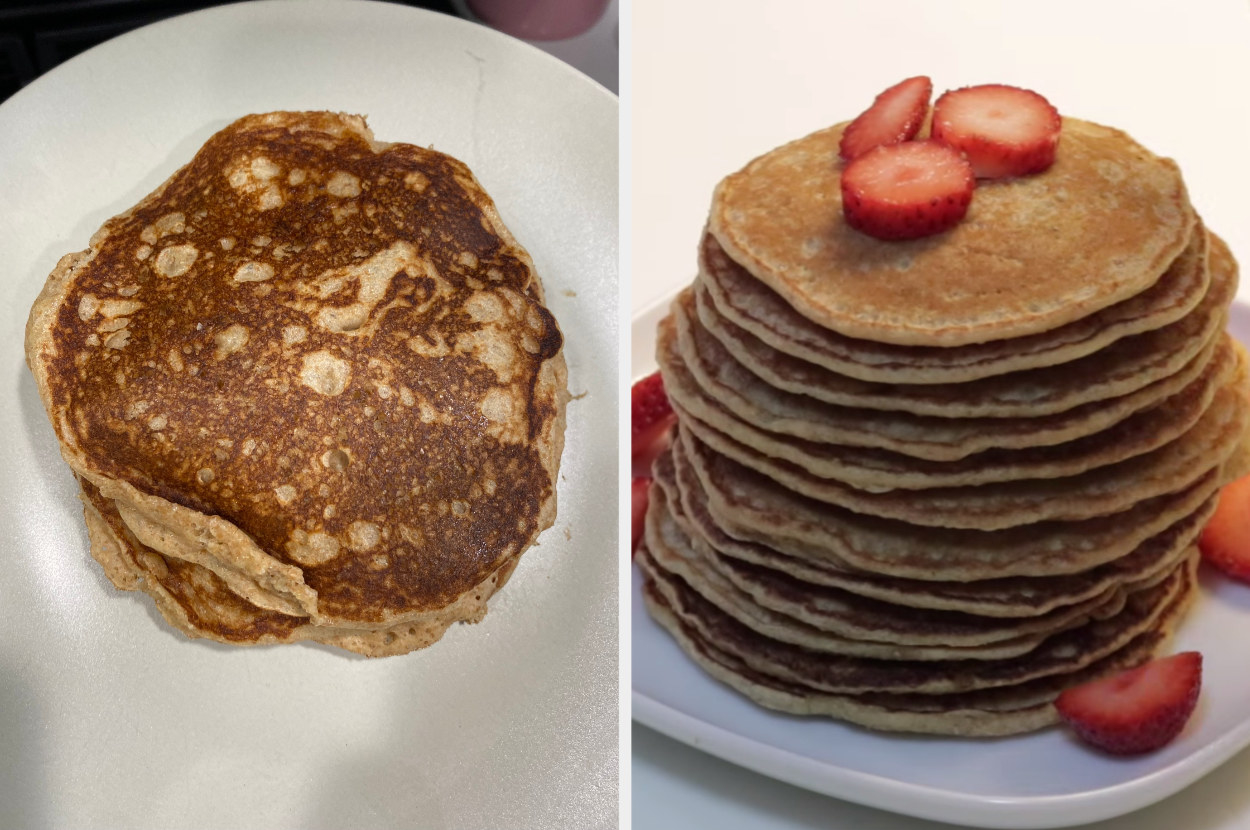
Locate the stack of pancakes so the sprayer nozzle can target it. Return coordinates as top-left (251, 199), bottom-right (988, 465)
top-left (26, 112), bottom-right (568, 657)
top-left (639, 118), bottom-right (1250, 735)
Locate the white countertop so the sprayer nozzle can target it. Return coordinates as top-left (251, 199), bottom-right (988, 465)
top-left (628, 1), bottom-right (1250, 827)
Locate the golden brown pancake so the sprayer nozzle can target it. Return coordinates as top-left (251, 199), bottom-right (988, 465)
top-left (26, 112), bottom-right (569, 653)
top-left (641, 542), bottom-right (1193, 695)
top-left (669, 432), bottom-right (1232, 581)
top-left (653, 445), bottom-right (1213, 618)
top-left (79, 478), bottom-right (518, 655)
top-left (643, 484), bottom-right (1142, 659)
top-left (698, 226), bottom-right (1211, 385)
top-left (640, 554), bottom-right (1195, 736)
top-left (689, 232), bottom-right (1237, 421)
top-left (675, 300), bottom-right (1233, 462)
top-left (672, 374), bottom-right (1247, 530)
top-left (666, 294), bottom-right (1239, 489)
top-left (709, 118), bottom-right (1195, 346)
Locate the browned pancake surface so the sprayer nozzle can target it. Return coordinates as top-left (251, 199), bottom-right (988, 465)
top-left (27, 112), bottom-right (568, 630)
top-left (710, 118), bottom-right (1194, 345)
top-left (698, 227), bottom-right (1211, 384)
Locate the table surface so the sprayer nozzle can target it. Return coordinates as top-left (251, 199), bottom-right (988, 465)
top-left (627, 1), bottom-right (1250, 828)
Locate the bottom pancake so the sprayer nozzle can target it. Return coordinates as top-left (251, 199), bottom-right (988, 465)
top-left (639, 547), bottom-right (1197, 736)
top-left (79, 479), bottom-right (519, 657)
top-left (639, 540), bottom-right (1190, 696)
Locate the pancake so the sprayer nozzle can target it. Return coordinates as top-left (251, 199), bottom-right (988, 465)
top-left (644, 541), bottom-right (1193, 695)
top-left (698, 226), bottom-right (1211, 385)
top-left (674, 294), bottom-right (1230, 461)
top-left (641, 562), bottom-right (1194, 736)
top-left (643, 484), bottom-right (1143, 658)
top-left (709, 118), bottom-right (1195, 346)
top-left (671, 433), bottom-right (1232, 580)
top-left (672, 374), bottom-right (1248, 530)
top-left (26, 112), bottom-right (569, 653)
top-left (654, 452), bottom-right (1211, 620)
top-left (79, 478), bottom-right (517, 655)
top-left (641, 104), bottom-right (1247, 737)
top-left (690, 232), bottom-right (1236, 422)
top-left (669, 300), bottom-right (1239, 491)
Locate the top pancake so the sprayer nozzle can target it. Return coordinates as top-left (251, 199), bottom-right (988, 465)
top-left (709, 118), bottom-right (1195, 346)
top-left (699, 225), bottom-right (1211, 385)
top-left (26, 111), bottom-right (568, 629)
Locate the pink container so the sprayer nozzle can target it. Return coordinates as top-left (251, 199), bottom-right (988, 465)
top-left (467, 0), bottom-right (610, 41)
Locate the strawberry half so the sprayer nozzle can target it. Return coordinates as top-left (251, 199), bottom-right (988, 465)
top-left (839, 76), bottom-right (933, 161)
top-left (631, 476), bottom-right (652, 557)
top-left (931, 84), bottom-right (1061, 179)
top-left (1055, 652), bottom-right (1202, 755)
top-left (632, 371), bottom-right (676, 460)
top-left (1199, 475), bottom-right (1250, 580)
top-left (840, 140), bottom-right (974, 241)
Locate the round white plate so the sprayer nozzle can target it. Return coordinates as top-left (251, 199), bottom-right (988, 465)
top-left (632, 297), bottom-right (1250, 830)
top-left (0, 3), bottom-right (617, 828)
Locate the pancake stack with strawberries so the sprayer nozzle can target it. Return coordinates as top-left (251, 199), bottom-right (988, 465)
top-left (635, 78), bottom-right (1250, 738)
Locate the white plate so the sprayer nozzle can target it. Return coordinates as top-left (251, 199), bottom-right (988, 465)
top-left (632, 296), bottom-right (1250, 830)
top-left (0, 3), bottom-right (616, 828)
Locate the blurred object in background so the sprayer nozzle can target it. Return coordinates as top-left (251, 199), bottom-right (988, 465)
top-left (466, 0), bottom-right (609, 40)
top-left (451, 0), bottom-right (617, 92)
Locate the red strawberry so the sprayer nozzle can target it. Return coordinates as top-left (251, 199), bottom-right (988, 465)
top-left (839, 76), bottom-right (933, 161)
top-left (1199, 475), bottom-right (1250, 580)
top-left (840, 140), bottom-right (974, 241)
top-left (931, 84), bottom-right (1061, 178)
top-left (1055, 652), bottom-right (1203, 755)
top-left (631, 476), bottom-right (652, 557)
top-left (632, 371), bottom-right (675, 460)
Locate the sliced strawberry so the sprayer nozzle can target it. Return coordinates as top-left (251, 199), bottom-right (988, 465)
top-left (839, 76), bottom-right (933, 161)
top-left (840, 140), bottom-right (974, 241)
top-left (1199, 475), bottom-right (1250, 580)
top-left (631, 476), bottom-right (652, 557)
top-left (1055, 652), bottom-right (1202, 755)
top-left (632, 371), bottom-right (676, 460)
top-left (931, 84), bottom-right (1061, 178)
